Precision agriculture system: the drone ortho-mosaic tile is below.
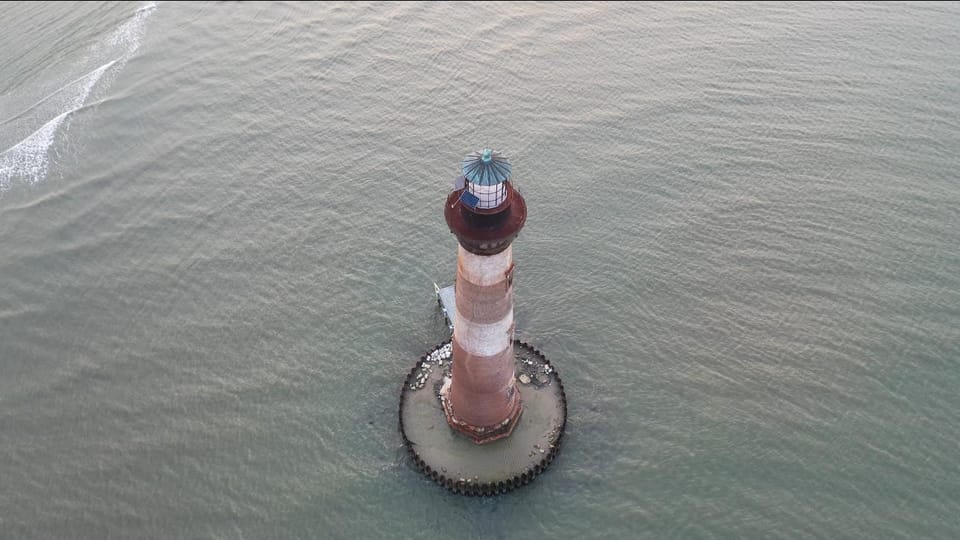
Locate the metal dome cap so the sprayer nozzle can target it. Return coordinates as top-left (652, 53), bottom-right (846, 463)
top-left (461, 148), bottom-right (512, 186)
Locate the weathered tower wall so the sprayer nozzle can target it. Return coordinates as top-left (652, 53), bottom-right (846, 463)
top-left (446, 245), bottom-right (520, 433)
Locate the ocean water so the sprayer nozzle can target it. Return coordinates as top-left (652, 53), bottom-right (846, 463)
top-left (1, 2), bottom-right (959, 538)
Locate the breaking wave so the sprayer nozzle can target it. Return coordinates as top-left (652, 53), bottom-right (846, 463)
top-left (0, 2), bottom-right (157, 194)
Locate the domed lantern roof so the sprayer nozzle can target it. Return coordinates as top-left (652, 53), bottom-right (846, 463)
top-left (461, 149), bottom-right (511, 186)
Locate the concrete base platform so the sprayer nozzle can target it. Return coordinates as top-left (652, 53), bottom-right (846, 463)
top-left (399, 340), bottom-right (567, 495)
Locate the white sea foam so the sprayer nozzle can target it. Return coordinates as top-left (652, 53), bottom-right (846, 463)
top-left (0, 2), bottom-right (157, 194)
top-left (109, 2), bottom-right (156, 51)
top-left (0, 61), bottom-right (114, 189)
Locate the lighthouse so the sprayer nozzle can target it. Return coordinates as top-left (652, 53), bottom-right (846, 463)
top-left (398, 149), bottom-right (566, 495)
top-left (441, 148), bottom-right (527, 444)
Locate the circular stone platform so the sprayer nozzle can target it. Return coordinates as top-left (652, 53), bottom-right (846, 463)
top-left (399, 340), bottom-right (567, 495)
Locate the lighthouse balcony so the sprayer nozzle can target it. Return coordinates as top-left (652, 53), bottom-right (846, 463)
top-left (444, 184), bottom-right (527, 256)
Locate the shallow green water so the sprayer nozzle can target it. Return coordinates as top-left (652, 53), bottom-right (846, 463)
top-left (1, 2), bottom-right (959, 538)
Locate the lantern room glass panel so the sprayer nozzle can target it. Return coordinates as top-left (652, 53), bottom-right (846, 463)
top-left (468, 182), bottom-right (507, 209)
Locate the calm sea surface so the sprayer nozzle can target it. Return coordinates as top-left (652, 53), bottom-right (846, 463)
top-left (1, 2), bottom-right (959, 538)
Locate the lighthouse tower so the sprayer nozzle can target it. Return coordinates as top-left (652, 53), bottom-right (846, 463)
top-left (439, 149), bottom-right (527, 444)
top-left (398, 148), bottom-right (566, 494)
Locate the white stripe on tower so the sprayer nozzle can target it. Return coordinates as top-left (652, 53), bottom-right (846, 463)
top-left (456, 245), bottom-right (512, 286)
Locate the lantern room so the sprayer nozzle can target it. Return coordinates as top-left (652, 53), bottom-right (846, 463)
top-left (459, 148), bottom-right (511, 211)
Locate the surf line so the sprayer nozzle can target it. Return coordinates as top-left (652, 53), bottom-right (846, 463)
top-left (0, 2), bottom-right (156, 192)
top-left (0, 60), bottom-right (118, 129)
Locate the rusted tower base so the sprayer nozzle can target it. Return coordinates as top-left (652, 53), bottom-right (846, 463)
top-left (439, 379), bottom-right (523, 444)
top-left (399, 341), bottom-right (567, 496)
